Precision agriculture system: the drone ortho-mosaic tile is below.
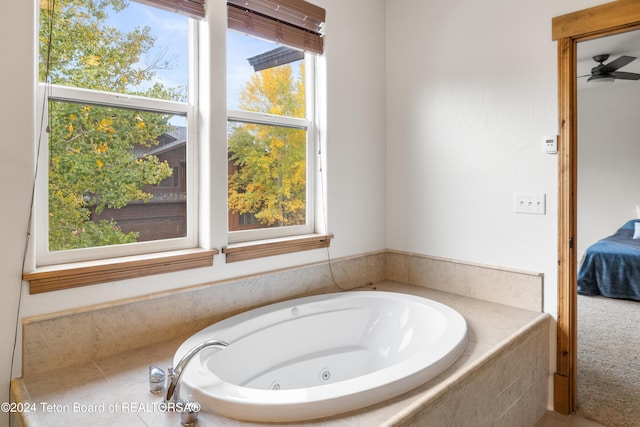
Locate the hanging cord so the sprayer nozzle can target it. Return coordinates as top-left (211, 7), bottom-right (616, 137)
top-left (313, 58), bottom-right (345, 292)
top-left (318, 145), bottom-right (372, 292)
top-left (317, 132), bottom-right (345, 291)
top-left (9, 2), bottom-right (55, 424)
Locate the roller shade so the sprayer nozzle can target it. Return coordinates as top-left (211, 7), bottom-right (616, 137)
top-left (133, 0), bottom-right (206, 19)
top-left (227, 0), bottom-right (325, 54)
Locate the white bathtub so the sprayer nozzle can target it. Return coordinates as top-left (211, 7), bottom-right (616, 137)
top-left (175, 291), bottom-right (468, 422)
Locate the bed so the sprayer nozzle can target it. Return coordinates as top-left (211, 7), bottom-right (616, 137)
top-left (578, 219), bottom-right (640, 301)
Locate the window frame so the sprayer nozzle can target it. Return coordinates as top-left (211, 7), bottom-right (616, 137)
top-left (226, 42), bottom-right (318, 244)
top-left (35, 13), bottom-right (200, 267)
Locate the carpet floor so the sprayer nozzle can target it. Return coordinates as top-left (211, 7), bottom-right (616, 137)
top-left (577, 294), bottom-right (640, 427)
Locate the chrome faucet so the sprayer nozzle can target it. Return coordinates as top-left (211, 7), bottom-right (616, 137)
top-left (166, 338), bottom-right (229, 403)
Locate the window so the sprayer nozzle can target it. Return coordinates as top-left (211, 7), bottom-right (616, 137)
top-left (226, 30), bottom-right (317, 242)
top-left (29, 0), bottom-right (328, 287)
top-left (36, 0), bottom-right (197, 265)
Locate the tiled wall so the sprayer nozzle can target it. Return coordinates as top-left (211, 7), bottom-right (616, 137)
top-left (387, 250), bottom-right (543, 312)
top-left (402, 315), bottom-right (550, 427)
top-left (22, 250), bottom-right (543, 377)
top-left (22, 252), bottom-right (386, 377)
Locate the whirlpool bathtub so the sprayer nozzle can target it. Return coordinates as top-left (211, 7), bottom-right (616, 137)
top-left (175, 290), bottom-right (468, 422)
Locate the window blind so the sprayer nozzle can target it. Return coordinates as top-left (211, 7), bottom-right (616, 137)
top-left (133, 0), bottom-right (206, 19)
top-left (227, 0), bottom-right (325, 54)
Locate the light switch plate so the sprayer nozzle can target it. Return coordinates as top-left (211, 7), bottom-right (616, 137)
top-left (514, 193), bottom-right (546, 215)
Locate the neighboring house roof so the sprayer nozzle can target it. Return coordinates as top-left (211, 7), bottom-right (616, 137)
top-left (134, 126), bottom-right (186, 158)
top-left (248, 46), bottom-right (304, 72)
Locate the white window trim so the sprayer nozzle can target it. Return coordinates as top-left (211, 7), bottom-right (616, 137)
top-left (226, 51), bottom-right (317, 244)
top-left (35, 21), bottom-right (199, 267)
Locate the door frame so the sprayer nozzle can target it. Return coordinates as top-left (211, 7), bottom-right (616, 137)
top-left (552, 0), bottom-right (640, 414)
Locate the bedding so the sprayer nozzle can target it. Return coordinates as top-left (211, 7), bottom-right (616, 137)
top-left (578, 219), bottom-right (640, 300)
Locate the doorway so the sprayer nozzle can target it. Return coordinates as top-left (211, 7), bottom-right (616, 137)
top-left (552, 0), bottom-right (640, 414)
top-left (576, 29), bottom-right (640, 425)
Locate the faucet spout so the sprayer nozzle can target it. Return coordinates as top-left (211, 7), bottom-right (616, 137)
top-left (166, 338), bottom-right (229, 403)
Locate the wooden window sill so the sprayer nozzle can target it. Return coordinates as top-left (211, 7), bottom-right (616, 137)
top-left (23, 248), bottom-right (218, 294)
top-left (222, 233), bottom-right (333, 263)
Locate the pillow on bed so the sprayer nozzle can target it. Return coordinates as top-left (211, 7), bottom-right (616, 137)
top-left (634, 222), bottom-right (640, 239)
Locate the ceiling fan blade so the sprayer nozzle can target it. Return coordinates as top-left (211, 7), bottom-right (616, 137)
top-left (612, 71), bottom-right (640, 80)
top-left (602, 55), bottom-right (636, 72)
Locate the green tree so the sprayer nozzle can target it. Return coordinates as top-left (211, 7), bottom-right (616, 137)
top-left (228, 63), bottom-right (307, 227)
top-left (40, 0), bottom-right (182, 250)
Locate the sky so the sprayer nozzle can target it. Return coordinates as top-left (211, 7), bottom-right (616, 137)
top-left (106, 2), bottom-right (303, 111)
top-left (227, 30), bottom-right (279, 110)
top-left (227, 30), bottom-right (305, 110)
top-left (106, 1), bottom-right (189, 96)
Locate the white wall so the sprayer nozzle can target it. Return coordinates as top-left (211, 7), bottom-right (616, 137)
top-left (578, 82), bottom-right (640, 255)
top-left (1, 1), bottom-right (36, 424)
top-left (0, 1), bottom-right (387, 425)
top-left (385, 0), bottom-right (608, 320)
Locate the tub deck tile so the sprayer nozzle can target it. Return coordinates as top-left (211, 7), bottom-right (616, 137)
top-left (13, 281), bottom-right (549, 427)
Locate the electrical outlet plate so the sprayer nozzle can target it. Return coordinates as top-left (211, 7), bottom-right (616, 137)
top-left (514, 193), bottom-right (546, 215)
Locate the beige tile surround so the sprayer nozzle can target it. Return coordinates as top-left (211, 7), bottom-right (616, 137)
top-left (21, 252), bottom-right (386, 376)
top-left (387, 250), bottom-right (543, 312)
top-left (21, 251), bottom-right (542, 376)
top-left (16, 250), bottom-right (548, 426)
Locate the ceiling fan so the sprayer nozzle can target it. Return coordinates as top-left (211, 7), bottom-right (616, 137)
top-left (582, 54), bottom-right (640, 83)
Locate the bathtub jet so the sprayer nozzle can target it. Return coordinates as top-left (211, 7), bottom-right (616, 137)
top-left (174, 291), bottom-right (468, 422)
